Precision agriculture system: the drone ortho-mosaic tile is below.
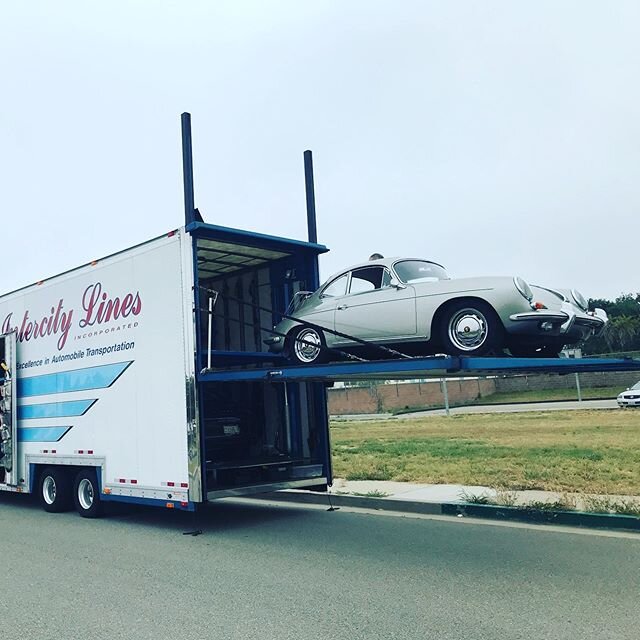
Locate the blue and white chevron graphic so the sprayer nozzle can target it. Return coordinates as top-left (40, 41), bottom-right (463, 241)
top-left (17, 361), bottom-right (133, 443)
top-left (18, 426), bottom-right (72, 443)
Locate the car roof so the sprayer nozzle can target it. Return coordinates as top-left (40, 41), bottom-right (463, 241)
top-left (321, 257), bottom-right (446, 286)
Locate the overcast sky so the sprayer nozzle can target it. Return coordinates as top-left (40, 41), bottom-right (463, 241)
top-left (1, 1), bottom-right (637, 300)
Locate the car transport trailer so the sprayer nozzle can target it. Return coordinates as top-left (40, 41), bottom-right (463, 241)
top-left (0, 222), bottom-right (335, 516)
top-left (2, 114), bottom-right (639, 518)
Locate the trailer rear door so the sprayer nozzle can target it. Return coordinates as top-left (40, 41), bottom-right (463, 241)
top-left (0, 331), bottom-right (17, 485)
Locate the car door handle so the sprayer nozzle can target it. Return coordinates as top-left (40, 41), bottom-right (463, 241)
top-left (337, 304), bottom-right (348, 310)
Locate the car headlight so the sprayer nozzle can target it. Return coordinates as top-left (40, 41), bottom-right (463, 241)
top-left (571, 289), bottom-right (588, 312)
top-left (514, 276), bottom-right (533, 301)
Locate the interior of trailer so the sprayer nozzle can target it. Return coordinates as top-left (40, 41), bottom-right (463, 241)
top-left (193, 229), bottom-right (330, 494)
top-left (0, 335), bottom-right (15, 484)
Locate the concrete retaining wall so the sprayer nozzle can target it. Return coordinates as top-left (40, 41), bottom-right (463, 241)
top-left (328, 370), bottom-right (638, 415)
top-left (328, 378), bottom-right (496, 415)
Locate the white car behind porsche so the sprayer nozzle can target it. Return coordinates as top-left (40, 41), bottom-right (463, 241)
top-left (617, 381), bottom-right (640, 408)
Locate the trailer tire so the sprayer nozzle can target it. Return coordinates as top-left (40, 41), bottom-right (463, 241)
top-left (73, 469), bottom-right (103, 518)
top-left (39, 466), bottom-right (73, 513)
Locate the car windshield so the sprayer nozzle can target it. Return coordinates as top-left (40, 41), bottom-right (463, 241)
top-left (285, 291), bottom-right (313, 315)
top-left (394, 260), bottom-right (448, 284)
top-left (632, 381), bottom-right (640, 390)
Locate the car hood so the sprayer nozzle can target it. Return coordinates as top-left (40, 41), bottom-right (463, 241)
top-left (410, 277), bottom-right (565, 310)
top-left (409, 275), bottom-right (513, 293)
top-left (619, 390), bottom-right (640, 398)
top-left (530, 285), bottom-right (567, 310)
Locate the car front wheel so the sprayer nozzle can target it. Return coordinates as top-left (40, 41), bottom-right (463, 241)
top-left (439, 301), bottom-right (502, 356)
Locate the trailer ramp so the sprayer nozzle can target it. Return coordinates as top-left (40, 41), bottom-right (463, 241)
top-left (198, 355), bottom-right (640, 384)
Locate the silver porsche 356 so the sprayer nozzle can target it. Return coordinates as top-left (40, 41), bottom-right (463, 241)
top-left (265, 257), bottom-right (607, 364)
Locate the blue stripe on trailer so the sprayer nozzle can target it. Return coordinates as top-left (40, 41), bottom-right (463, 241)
top-left (18, 426), bottom-right (72, 442)
top-left (100, 493), bottom-right (195, 511)
top-left (18, 361), bottom-right (132, 398)
top-left (18, 399), bottom-right (97, 420)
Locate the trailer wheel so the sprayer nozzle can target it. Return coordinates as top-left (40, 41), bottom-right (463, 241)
top-left (73, 469), bottom-right (103, 518)
top-left (39, 466), bottom-right (73, 513)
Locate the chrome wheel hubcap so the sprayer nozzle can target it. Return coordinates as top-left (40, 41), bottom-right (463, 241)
top-left (78, 479), bottom-right (94, 510)
top-left (43, 476), bottom-right (57, 505)
top-left (293, 329), bottom-right (322, 363)
top-left (448, 308), bottom-right (488, 351)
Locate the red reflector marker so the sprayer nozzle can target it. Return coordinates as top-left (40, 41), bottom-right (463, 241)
top-left (180, 482), bottom-right (188, 488)
top-left (131, 479), bottom-right (138, 484)
top-left (167, 481), bottom-right (175, 487)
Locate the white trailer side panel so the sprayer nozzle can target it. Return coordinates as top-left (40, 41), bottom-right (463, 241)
top-left (0, 231), bottom-right (195, 504)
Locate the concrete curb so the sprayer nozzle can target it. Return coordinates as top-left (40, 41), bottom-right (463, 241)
top-left (391, 396), bottom-right (614, 414)
top-left (257, 490), bottom-right (443, 515)
top-left (442, 502), bottom-right (640, 530)
top-left (256, 490), bottom-right (640, 532)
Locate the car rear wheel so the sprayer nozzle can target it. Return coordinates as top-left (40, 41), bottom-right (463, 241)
top-left (287, 326), bottom-right (327, 365)
top-left (439, 300), bottom-right (503, 356)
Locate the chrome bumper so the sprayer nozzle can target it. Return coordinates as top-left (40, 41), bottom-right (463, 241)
top-left (509, 306), bottom-right (607, 337)
top-left (264, 335), bottom-right (285, 353)
top-left (588, 308), bottom-right (608, 337)
top-left (509, 311), bottom-right (569, 323)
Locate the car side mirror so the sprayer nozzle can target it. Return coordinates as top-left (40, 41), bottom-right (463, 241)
top-left (389, 278), bottom-right (406, 290)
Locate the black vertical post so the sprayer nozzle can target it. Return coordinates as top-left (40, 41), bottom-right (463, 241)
top-left (181, 112), bottom-right (196, 226)
top-left (304, 150), bottom-right (318, 244)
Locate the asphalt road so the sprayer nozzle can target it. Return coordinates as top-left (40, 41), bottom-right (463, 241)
top-left (2, 493), bottom-right (639, 640)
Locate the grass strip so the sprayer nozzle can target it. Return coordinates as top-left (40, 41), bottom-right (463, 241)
top-left (330, 410), bottom-right (640, 494)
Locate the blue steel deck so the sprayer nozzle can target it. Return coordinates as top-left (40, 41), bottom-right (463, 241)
top-left (197, 356), bottom-right (640, 383)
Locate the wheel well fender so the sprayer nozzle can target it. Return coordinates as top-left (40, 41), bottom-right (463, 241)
top-left (32, 464), bottom-right (101, 493)
top-left (430, 296), bottom-right (504, 343)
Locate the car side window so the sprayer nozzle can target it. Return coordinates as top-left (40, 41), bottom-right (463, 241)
top-left (349, 267), bottom-right (391, 295)
top-left (321, 274), bottom-right (349, 298)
